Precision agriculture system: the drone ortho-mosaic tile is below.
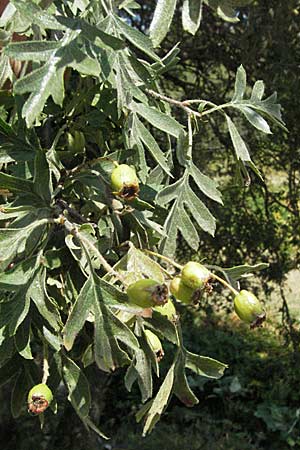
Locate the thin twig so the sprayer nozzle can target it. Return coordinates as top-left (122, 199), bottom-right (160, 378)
top-left (61, 216), bottom-right (125, 283)
top-left (144, 249), bottom-right (183, 270)
top-left (210, 272), bottom-right (239, 296)
top-left (146, 89), bottom-right (228, 120)
top-left (42, 341), bottom-right (49, 384)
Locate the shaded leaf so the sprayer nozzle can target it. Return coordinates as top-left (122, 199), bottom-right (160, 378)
top-left (62, 355), bottom-right (91, 419)
top-left (174, 352), bottom-right (198, 406)
top-left (185, 350), bottom-right (228, 378)
top-left (143, 362), bottom-right (175, 435)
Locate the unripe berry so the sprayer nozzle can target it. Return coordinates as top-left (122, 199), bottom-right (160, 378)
top-left (144, 329), bottom-right (164, 361)
top-left (181, 261), bottom-right (211, 290)
top-left (170, 277), bottom-right (195, 304)
top-left (234, 290), bottom-right (266, 328)
top-left (110, 164), bottom-right (139, 201)
top-left (154, 298), bottom-right (176, 320)
top-left (27, 383), bottom-right (53, 415)
top-left (127, 279), bottom-right (169, 308)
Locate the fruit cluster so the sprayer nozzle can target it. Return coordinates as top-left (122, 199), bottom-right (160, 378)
top-left (26, 166), bottom-right (266, 417)
top-left (126, 260), bottom-right (266, 330)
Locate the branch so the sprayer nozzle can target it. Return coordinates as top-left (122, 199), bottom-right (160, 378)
top-left (146, 89), bottom-right (228, 120)
top-left (59, 216), bottom-right (125, 284)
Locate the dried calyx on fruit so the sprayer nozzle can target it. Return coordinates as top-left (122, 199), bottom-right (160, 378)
top-left (27, 383), bottom-right (53, 415)
top-left (181, 261), bottom-right (211, 290)
top-left (234, 290), bottom-right (266, 329)
top-left (111, 163), bottom-right (139, 201)
top-left (127, 279), bottom-right (169, 308)
top-left (154, 298), bottom-right (177, 320)
top-left (144, 329), bottom-right (164, 362)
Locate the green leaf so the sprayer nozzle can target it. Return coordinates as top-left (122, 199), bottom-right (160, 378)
top-left (222, 262), bottom-right (269, 279)
top-left (64, 272), bottom-right (139, 370)
top-left (62, 355), bottom-right (91, 419)
top-left (132, 102), bottom-right (183, 138)
top-left (5, 41), bottom-right (60, 61)
top-left (143, 362), bottom-right (175, 435)
top-left (0, 256), bottom-right (36, 290)
top-left (237, 105), bottom-right (272, 134)
top-left (251, 80), bottom-right (265, 102)
top-left (29, 267), bottom-right (62, 332)
top-left (174, 352), bottom-right (198, 406)
top-left (190, 162), bottom-right (223, 204)
top-left (11, 368), bottom-right (29, 418)
top-left (33, 148), bottom-right (52, 203)
top-left (43, 326), bottom-right (62, 352)
top-left (94, 298), bottom-right (138, 372)
top-left (158, 175), bottom-right (216, 256)
top-left (14, 318), bottom-right (33, 360)
top-left (0, 333), bottom-right (14, 368)
top-left (0, 287), bottom-right (30, 336)
top-left (63, 277), bottom-right (94, 351)
top-left (0, 356), bottom-right (20, 387)
top-left (127, 346), bottom-right (153, 402)
top-left (144, 310), bottom-right (179, 346)
top-left (226, 115), bottom-right (251, 161)
top-left (149, 0), bottom-right (177, 47)
top-left (83, 416), bottom-right (109, 440)
top-left (232, 65), bottom-right (246, 102)
top-left (133, 115), bottom-right (172, 176)
top-left (182, 0), bottom-right (203, 35)
top-left (11, 0), bottom-right (66, 31)
top-left (0, 172), bottom-right (34, 195)
top-left (0, 116), bottom-right (14, 136)
top-left (126, 245), bottom-right (165, 283)
top-left (13, 28), bottom-right (83, 127)
top-left (59, 16), bottom-right (124, 51)
top-left (185, 350), bottom-right (228, 378)
top-left (0, 219), bottom-right (48, 271)
top-left (113, 14), bottom-right (160, 62)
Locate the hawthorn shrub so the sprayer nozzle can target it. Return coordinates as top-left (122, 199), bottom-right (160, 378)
top-left (0, 0), bottom-right (286, 438)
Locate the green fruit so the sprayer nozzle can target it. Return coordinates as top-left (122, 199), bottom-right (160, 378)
top-left (234, 290), bottom-right (266, 328)
top-left (181, 261), bottom-right (211, 290)
top-left (154, 299), bottom-right (176, 320)
top-left (144, 329), bottom-right (164, 361)
top-left (111, 164), bottom-right (139, 201)
top-left (127, 279), bottom-right (169, 308)
top-left (27, 383), bottom-right (53, 415)
top-left (170, 277), bottom-right (195, 304)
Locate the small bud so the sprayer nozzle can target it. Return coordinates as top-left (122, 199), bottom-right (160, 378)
top-left (144, 329), bottom-right (164, 362)
top-left (234, 290), bottom-right (266, 329)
